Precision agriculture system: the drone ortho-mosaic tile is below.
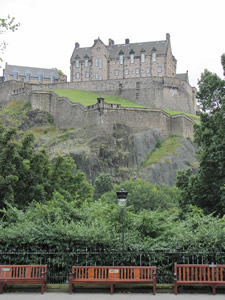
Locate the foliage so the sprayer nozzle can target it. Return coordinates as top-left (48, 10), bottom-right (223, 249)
top-left (176, 54), bottom-right (225, 216)
top-left (0, 15), bottom-right (20, 63)
top-left (0, 124), bottom-right (93, 210)
top-left (100, 179), bottom-right (181, 212)
top-left (58, 69), bottom-right (65, 76)
top-left (94, 173), bottom-right (113, 200)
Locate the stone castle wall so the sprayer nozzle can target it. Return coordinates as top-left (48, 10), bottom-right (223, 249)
top-left (0, 78), bottom-right (195, 138)
top-left (31, 76), bottom-right (197, 115)
top-left (29, 91), bottom-right (194, 138)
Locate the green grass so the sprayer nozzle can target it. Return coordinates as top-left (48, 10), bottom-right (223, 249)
top-left (141, 136), bottom-right (181, 168)
top-left (0, 101), bottom-right (31, 117)
top-left (52, 89), bottom-right (150, 108)
top-left (53, 90), bottom-right (201, 122)
top-left (163, 109), bottom-right (200, 120)
top-left (0, 101), bottom-right (31, 126)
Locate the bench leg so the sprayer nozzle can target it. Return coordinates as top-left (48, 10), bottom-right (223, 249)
top-left (174, 283), bottom-right (178, 295)
top-left (110, 283), bottom-right (114, 295)
top-left (212, 285), bottom-right (216, 295)
top-left (0, 283), bottom-right (3, 294)
top-left (153, 283), bottom-right (156, 295)
top-left (69, 282), bottom-right (73, 294)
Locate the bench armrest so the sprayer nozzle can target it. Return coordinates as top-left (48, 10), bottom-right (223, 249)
top-left (41, 271), bottom-right (48, 279)
top-left (174, 272), bottom-right (177, 281)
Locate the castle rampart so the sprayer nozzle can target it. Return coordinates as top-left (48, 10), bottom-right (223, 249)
top-left (31, 76), bottom-right (197, 115)
top-left (29, 91), bottom-right (194, 139)
top-left (0, 78), bottom-right (196, 139)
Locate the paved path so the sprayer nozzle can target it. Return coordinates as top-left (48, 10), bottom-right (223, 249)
top-left (0, 293), bottom-right (224, 300)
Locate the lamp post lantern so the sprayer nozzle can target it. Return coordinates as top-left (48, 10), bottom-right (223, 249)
top-left (116, 188), bottom-right (128, 252)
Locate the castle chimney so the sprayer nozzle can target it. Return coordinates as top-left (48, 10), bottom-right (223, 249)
top-left (125, 38), bottom-right (130, 44)
top-left (75, 42), bottom-right (80, 49)
top-left (108, 38), bottom-right (114, 46)
top-left (166, 33), bottom-right (170, 42)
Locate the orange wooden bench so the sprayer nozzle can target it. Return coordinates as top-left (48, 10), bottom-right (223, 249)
top-left (174, 263), bottom-right (225, 295)
top-left (69, 266), bottom-right (156, 294)
top-left (0, 265), bottom-right (47, 294)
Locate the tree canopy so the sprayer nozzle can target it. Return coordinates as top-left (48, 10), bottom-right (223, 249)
top-left (0, 124), bottom-right (93, 210)
top-left (177, 54), bottom-right (225, 216)
top-left (0, 15), bottom-right (20, 63)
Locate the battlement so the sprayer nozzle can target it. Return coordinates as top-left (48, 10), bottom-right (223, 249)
top-left (29, 91), bottom-right (194, 138)
top-left (0, 78), bottom-right (196, 139)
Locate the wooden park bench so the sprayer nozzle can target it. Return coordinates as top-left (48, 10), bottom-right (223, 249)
top-left (174, 263), bottom-right (225, 295)
top-left (69, 266), bottom-right (156, 294)
top-left (0, 265), bottom-right (47, 294)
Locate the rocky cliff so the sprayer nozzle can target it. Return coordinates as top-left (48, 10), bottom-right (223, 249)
top-left (0, 101), bottom-right (198, 186)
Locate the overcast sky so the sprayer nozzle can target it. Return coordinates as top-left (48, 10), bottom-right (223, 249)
top-left (1, 0), bottom-right (224, 87)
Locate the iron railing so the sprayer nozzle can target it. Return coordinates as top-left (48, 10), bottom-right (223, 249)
top-left (1, 248), bottom-right (225, 284)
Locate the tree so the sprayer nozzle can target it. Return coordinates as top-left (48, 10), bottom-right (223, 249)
top-left (94, 173), bottom-right (113, 200)
top-left (0, 16), bottom-right (20, 63)
top-left (0, 124), bottom-right (93, 210)
top-left (176, 54), bottom-right (225, 216)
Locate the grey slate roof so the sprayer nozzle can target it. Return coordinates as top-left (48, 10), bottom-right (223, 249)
top-left (71, 39), bottom-right (168, 61)
top-left (5, 64), bottom-right (59, 79)
top-left (108, 40), bottom-right (167, 58)
top-left (176, 73), bottom-right (189, 83)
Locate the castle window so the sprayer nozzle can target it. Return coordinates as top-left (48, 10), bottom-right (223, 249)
top-left (99, 58), bottom-right (102, 69)
top-left (124, 69), bottom-right (129, 75)
top-left (130, 54), bottom-right (134, 64)
top-left (85, 59), bottom-right (88, 67)
top-left (38, 74), bottom-right (43, 83)
top-left (85, 72), bottom-right (89, 78)
top-left (76, 60), bottom-right (80, 68)
top-left (141, 53), bottom-right (145, 63)
top-left (13, 71), bottom-right (18, 80)
top-left (96, 59), bottom-right (99, 67)
top-left (120, 54), bottom-right (124, 65)
top-left (157, 66), bottom-right (162, 73)
top-left (99, 75), bottom-right (102, 80)
top-left (152, 53), bottom-right (156, 62)
top-left (75, 72), bottom-right (80, 79)
top-left (114, 70), bottom-right (119, 76)
top-left (4, 72), bottom-right (7, 81)
top-left (136, 68), bottom-right (140, 74)
top-left (146, 67), bottom-right (150, 73)
top-left (95, 73), bottom-right (99, 79)
top-left (50, 75), bottom-right (55, 84)
top-left (25, 72), bottom-right (30, 82)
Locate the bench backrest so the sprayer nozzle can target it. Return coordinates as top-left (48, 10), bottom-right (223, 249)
top-left (0, 265), bottom-right (47, 279)
top-left (72, 266), bottom-right (156, 281)
top-left (175, 263), bottom-right (225, 282)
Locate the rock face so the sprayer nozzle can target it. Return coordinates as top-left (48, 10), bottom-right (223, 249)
top-left (1, 106), bottom-right (198, 186)
top-left (41, 122), bottom-right (198, 186)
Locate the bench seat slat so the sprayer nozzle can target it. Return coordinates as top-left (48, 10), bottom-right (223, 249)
top-left (69, 266), bottom-right (156, 295)
top-left (174, 263), bottom-right (225, 295)
top-left (0, 265), bottom-right (47, 294)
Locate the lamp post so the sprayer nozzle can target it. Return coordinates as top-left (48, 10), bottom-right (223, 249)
top-left (116, 188), bottom-right (128, 252)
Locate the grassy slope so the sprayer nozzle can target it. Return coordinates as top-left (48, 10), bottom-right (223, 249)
top-left (141, 136), bottom-right (181, 168)
top-left (0, 101), bottom-right (31, 126)
top-left (53, 89), bottom-right (200, 121)
top-left (53, 89), bottom-right (149, 108)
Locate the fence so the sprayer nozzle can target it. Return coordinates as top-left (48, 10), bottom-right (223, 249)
top-left (1, 248), bottom-right (225, 284)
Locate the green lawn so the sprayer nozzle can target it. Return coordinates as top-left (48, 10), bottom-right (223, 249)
top-left (163, 109), bottom-right (200, 120)
top-left (52, 89), bottom-right (200, 121)
top-left (52, 89), bottom-right (149, 108)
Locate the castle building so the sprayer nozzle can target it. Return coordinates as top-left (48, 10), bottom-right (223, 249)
top-left (70, 34), bottom-right (181, 82)
top-left (3, 63), bottom-right (67, 85)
